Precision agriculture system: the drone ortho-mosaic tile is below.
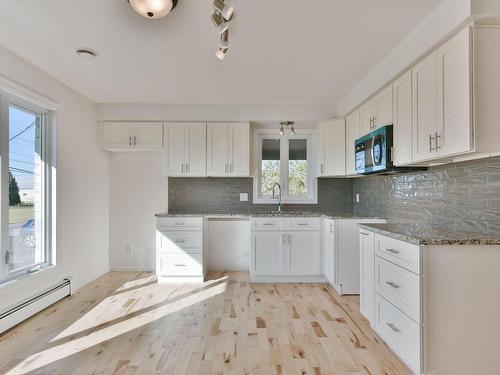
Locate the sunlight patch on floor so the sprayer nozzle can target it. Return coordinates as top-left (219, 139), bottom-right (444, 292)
top-left (6, 281), bottom-right (227, 375)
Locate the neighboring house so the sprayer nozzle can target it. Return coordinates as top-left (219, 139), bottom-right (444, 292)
top-left (19, 189), bottom-right (35, 205)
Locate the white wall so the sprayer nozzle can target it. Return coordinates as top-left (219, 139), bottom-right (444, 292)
top-left (109, 152), bottom-right (167, 271)
top-left (0, 46), bottom-right (109, 310)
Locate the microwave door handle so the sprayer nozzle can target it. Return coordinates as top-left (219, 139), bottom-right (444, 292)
top-left (370, 137), bottom-right (376, 166)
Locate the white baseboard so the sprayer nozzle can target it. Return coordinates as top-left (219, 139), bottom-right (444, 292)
top-left (250, 275), bottom-right (327, 283)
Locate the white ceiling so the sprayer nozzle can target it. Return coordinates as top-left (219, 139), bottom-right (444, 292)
top-left (0, 0), bottom-right (442, 105)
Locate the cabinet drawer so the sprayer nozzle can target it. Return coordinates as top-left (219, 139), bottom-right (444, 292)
top-left (157, 217), bottom-right (203, 231)
top-left (375, 256), bottom-right (421, 323)
top-left (252, 218), bottom-right (284, 231)
top-left (375, 234), bottom-right (421, 274)
top-left (286, 218), bottom-right (320, 231)
top-left (374, 295), bottom-right (421, 374)
top-left (157, 254), bottom-right (202, 276)
top-left (156, 231), bottom-right (202, 253)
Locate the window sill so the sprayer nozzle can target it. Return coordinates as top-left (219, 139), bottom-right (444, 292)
top-left (0, 265), bottom-right (57, 291)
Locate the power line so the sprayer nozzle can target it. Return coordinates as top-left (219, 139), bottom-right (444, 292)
top-left (9, 167), bottom-right (34, 175)
top-left (9, 120), bottom-right (36, 142)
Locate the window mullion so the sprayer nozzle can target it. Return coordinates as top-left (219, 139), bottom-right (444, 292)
top-left (0, 94), bottom-right (10, 279)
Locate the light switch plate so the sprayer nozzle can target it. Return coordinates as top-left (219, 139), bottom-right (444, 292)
top-left (355, 193), bottom-right (360, 203)
top-left (240, 193), bottom-right (248, 202)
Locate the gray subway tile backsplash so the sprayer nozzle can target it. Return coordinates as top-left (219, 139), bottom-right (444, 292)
top-left (168, 156), bottom-right (500, 235)
top-left (352, 155), bottom-right (500, 236)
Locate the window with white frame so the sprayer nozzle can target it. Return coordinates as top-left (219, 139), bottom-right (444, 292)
top-left (254, 130), bottom-right (316, 204)
top-left (0, 91), bottom-right (56, 284)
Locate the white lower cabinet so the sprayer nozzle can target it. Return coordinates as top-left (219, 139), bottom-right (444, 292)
top-left (252, 231), bottom-right (285, 276)
top-left (251, 218), bottom-right (320, 280)
top-left (156, 217), bottom-right (205, 282)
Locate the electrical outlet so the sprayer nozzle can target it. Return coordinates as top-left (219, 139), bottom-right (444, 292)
top-left (355, 193), bottom-right (360, 203)
top-left (240, 193), bottom-right (248, 202)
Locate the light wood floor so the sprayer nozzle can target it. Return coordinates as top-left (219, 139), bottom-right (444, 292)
top-left (0, 272), bottom-right (411, 375)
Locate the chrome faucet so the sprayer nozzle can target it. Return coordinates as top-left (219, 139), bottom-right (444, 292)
top-left (272, 183), bottom-right (282, 212)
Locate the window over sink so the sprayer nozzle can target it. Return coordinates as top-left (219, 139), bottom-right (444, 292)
top-left (254, 130), bottom-right (316, 204)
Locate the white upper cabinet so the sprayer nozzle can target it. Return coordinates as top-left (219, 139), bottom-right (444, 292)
top-left (163, 123), bottom-right (206, 177)
top-left (319, 119), bottom-right (346, 177)
top-left (360, 85), bottom-right (393, 136)
top-left (392, 70), bottom-right (413, 165)
top-left (99, 122), bottom-right (163, 151)
top-left (436, 26), bottom-right (472, 158)
top-left (345, 110), bottom-right (360, 175)
top-left (412, 51), bottom-right (438, 162)
top-left (207, 123), bottom-right (250, 177)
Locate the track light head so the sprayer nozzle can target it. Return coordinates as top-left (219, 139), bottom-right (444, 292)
top-left (211, 12), bottom-right (229, 34)
top-left (213, 0), bottom-right (234, 21)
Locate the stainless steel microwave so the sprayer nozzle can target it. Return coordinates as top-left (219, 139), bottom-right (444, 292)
top-left (354, 125), bottom-right (425, 175)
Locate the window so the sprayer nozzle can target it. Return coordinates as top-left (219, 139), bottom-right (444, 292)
top-left (0, 94), bottom-right (55, 284)
top-left (254, 131), bottom-right (316, 204)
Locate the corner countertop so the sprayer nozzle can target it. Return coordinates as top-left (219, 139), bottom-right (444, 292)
top-left (358, 223), bottom-right (500, 246)
top-left (155, 212), bottom-right (384, 221)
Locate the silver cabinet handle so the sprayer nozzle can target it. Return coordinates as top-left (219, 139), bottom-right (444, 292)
top-left (429, 133), bottom-right (436, 152)
top-left (229, 163), bottom-right (232, 173)
top-left (435, 132), bottom-right (441, 150)
top-left (386, 322), bottom-right (400, 333)
top-left (134, 136), bottom-right (137, 146)
top-left (175, 222), bottom-right (185, 226)
top-left (386, 281), bottom-right (401, 289)
top-left (181, 164), bottom-right (184, 173)
top-left (288, 233), bottom-right (291, 244)
top-left (262, 223), bottom-right (274, 226)
top-left (282, 234), bottom-right (286, 244)
top-left (225, 164), bottom-right (228, 173)
top-left (297, 223), bottom-right (308, 226)
top-left (174, 264), bottom-right (187, 267)
top-left (186, 164), bottom-right (189, 173)
top-left (321, 164), bottom-right (324, 174)
top-left (385, 248), bottom-right (400, 254)
top-left (174, 239), bottom-right (186, 244)
top-left (129, 136), bottom-right (132, 146)
top-left (360, 232), bottom-right (370, 236)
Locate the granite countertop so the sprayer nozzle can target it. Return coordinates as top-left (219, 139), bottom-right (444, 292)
top-left (358, 223), bottom-right (500, 246)
top-left (155, 212), bottom-right (383, 220)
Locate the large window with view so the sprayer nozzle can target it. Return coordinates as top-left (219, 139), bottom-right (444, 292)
top-left (0, 96), bottom-right (55, 284)
top-left (255, 132), bottom-right (316, 204)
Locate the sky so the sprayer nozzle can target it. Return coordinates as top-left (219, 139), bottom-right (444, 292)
top-left (9, 106), bottom-right (36, 190)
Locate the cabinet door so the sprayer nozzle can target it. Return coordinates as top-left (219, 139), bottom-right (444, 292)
top-left (360, 99), bottom-right (377, 135)
top-left (323, 219), bottom-right (335, 285)
top-left (185, 123), bottom-right (207, 177)
top-left (437, 27), bottom-right (472, 157)
top-left (228, 123), bottom-right (250, 176)
top-left (133, 122), bottom-right (163, 150)
top-left (375, 85), bottom-right (393, 128)
top-left (207, 123), bottom-right (229, 176)
top-left (345, 110), bottom-right (360, 175)
top-left (164, 123), bottom-right (186, 176)
top-left (393, 70), bottom-right (413, 165)
top-left (100, 122), bottom-right (134, 150)
top-left (287, 231), bottom-right (320, 275)
top-left (359, 230), bottom-right (375, 324)
top-left (412, 51), bottom-right (438, 162)
top-left (319, 119), bottom-right (346, 177)
top-left (252, 232), bottom-right (285, 276)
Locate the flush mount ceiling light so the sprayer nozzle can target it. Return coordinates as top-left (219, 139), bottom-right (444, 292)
top-left (280, 121), bottom-right (296, 135)
top-left (127, 0), bottom-right (178, 19)
top-left (212, 0), bottom-right (234, 60)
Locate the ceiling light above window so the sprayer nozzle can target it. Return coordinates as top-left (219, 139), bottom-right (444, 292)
top-left (127, 0), bottom-right (178, 19)
top-left (213, 0), bottom-right (234, 20)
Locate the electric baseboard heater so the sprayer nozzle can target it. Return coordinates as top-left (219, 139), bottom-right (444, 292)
top-left (0, 279), bottom-right (71, 334)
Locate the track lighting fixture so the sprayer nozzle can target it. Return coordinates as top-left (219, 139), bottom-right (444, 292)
top-left (280, 121), bottom-right (296, 135)
top-left (211, 12), bottom-right (229, 35)
top-left (127, 0), bottom-right (178, 19)
top-left (213, 0), bottom-right (234, 20)
top-left (212, 0), bottom-right (234, 60)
